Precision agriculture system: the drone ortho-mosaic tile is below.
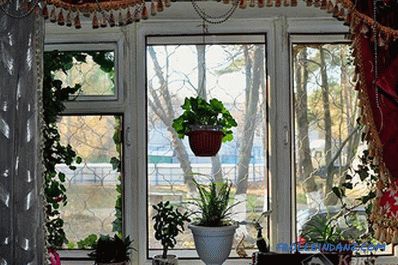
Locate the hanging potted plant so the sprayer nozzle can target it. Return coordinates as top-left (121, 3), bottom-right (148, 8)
top-left (152, 201), bottom-right (191, 265)
top-left (88, 234), bottom-right (133, 265)
top-left (172, 96), bottom-right (237, 156)
top-left (188, 177), bottom-right (239, 265)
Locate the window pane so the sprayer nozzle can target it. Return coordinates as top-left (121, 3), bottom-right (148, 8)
top-left (147, 40), bottom-right (269, 257)
top-left (56, 115), bottom-right (122, 248)
top-left (293, 43), bottom-right (391, 254)
top-left (53, 50), bottom-right (115, 97)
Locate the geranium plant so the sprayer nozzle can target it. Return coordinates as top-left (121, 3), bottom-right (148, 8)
top-left (172, 96), bottom-right (237, 142)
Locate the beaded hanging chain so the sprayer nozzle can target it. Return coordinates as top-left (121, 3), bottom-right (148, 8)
top-left (191, 0), bottom-right (239, 25)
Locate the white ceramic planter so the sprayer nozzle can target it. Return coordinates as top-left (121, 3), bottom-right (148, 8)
top-left (188, 224), bottom-right (238, 265)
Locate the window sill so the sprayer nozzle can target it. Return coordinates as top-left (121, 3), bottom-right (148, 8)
top-left (60, 255), bottom-right (398, 265)
top-left (60, 259), bottom-right (251, 265)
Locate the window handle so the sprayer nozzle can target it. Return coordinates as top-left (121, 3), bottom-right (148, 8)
top-left (125, 126), bottom-right (132, 147)
top-left (283, 124), bottom-right (289, 146)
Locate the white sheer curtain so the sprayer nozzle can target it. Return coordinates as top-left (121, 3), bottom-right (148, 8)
top-left (0, 7), bottom-right (45, 265)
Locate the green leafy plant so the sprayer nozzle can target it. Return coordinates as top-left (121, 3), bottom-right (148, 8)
top-left (43, 50), bottom-right (116, 248)
top-left (76, 234), bottom-right (98, 249)
top-left (300, 215), bottom-right (345, 244)
top-left (152, 201), bottom-right (190, 259)
top-left (172, 96), bottom-right (237, 142)
top-left (332, 148), bottom-right (378, 242)
top-left (43, 51), bottom-right (85, 248)
top-left (88, 234), bottom-right (133, 263)
top-left (111, 116), bottom-right (123, 235)
top-left (190, 177), bottom-right (238, 227)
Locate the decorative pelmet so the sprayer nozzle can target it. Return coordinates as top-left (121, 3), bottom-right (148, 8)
top-left (42, 0), bottom-right (164, 29)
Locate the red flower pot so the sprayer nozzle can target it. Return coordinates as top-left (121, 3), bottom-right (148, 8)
top-left (187, 129), bottom-right (223, 156)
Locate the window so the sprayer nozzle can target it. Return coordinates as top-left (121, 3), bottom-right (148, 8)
top-left (53, 51), bottom-right (116, 98)
top-left (46, 43), bottom-right (119, 101)
top-left (44, 21), bottom-right (396, 264)
top-left (57, 115), bottom-right (123, 248)
top-left (292, 37), bottom-right (393, 254)
top-left (146, 35), bottom-right (270, 258)
top-left (44, 47), bottom-right (124, 250)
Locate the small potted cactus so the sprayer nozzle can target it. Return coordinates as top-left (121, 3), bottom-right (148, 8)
top-left (152, 201), bottom-right (190, 265)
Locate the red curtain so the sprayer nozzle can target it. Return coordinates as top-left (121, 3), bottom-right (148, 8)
top-left (351, 0), bottom-right (398, 180)
top-left (336, 0), bottom-right (398, 243)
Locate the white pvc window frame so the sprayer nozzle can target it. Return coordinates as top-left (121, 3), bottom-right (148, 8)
top-left (289, 33), bottom-right (351, 243)
top-left (289, 33), bottom-right (397, 257)
top-left (44, 27), bottom-right (135, 263)
top-left (145, 33), bottom-right (269, 260)
top-left (44, 43), bottom-right (121, 102)
top-left (44, 16), bottom-right (398, 265)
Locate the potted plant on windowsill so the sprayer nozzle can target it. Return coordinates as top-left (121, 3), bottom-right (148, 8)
top-left (172, 96), bottom-right (237, 156)
top-left (152, 201), bottom-right (190, 265)
top-left (88, 234), bottom-right (133, 265)
top-left (188, 177), bottom-right (239, 265)
top-left (300, 214), bottom-right (352, 257)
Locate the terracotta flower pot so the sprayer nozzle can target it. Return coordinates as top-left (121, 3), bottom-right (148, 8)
top-left (187, 129), bottom-right (223, 157)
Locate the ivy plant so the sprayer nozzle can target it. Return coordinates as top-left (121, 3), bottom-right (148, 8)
top-left (332, 147), bottom-right (378, 242)
top-left (111, 116), bottom-right (123, 234)
top-left (43, 50), bottom-right (116, 248)
top-left (172, 96), bottom-right (238, 142)
top-left (43, 51), bottom-right (85, 248)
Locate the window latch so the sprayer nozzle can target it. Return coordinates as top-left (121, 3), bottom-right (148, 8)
top-left (125, 126), bottom-right (132, 147)
top-left (283, 124), bottom-right (289, 146)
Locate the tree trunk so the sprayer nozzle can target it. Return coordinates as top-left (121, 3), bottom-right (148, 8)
top-left (236, 45), bottom-right (263, 195)
top-left (195, 45), bottom-right (224, 183)
top-left (295, 47), bottom-right (323, 209)
top-left (295, 47), bottom-right (317, 191)
top-left (148, 47), bottom-right (195, 192)
top-left (319, 47), bottom-right (334, 206)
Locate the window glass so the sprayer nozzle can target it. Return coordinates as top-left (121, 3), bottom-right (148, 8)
top-left (53, 50), bottom-right (116, 97)
top-left (56, 115), bottom-right (123, 248)
top-left (146, 38), bottom-right (269, 257)
top-left (293, 43), bottom-right (391, 254)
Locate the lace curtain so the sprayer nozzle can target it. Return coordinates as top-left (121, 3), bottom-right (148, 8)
top-left (0, 10), bottom-right (45, 265)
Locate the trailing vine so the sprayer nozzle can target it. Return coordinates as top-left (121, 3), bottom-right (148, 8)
top-left (111, 116), bottom-right (123, 235)
top-left (43, 51), bottom-right (85, 248)
top-left (43, 50), bottom-right (117, 248)
top-left (332, 146), bottom-right (379, 242)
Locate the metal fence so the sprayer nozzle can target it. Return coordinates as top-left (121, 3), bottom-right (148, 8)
top-left (56, 163), bottom-right (266, 185)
